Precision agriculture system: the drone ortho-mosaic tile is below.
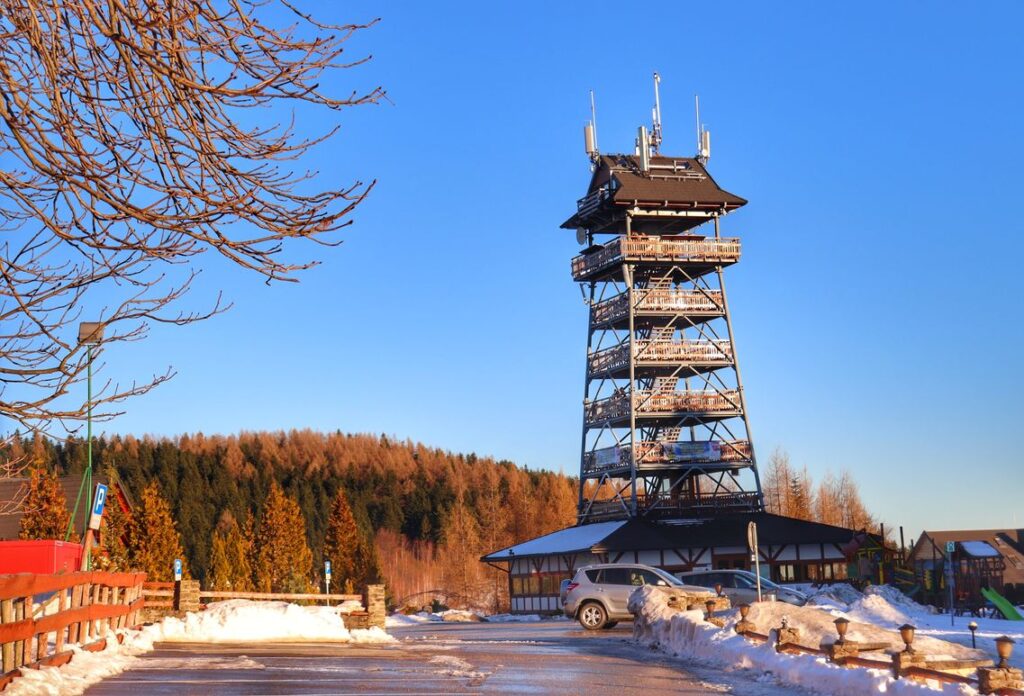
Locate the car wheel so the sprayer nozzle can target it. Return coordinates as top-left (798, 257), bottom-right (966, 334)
top-left (578, 602), bottom-right (607, 630)
top-left (600, 621), bottom-right (618, 629)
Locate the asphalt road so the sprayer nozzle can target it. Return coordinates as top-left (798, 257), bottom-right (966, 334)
top-left (85, 620), bottom-right (796, 695)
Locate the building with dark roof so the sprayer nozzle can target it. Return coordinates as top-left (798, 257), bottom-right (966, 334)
top-left (483, 97), bottom-right (864, 613)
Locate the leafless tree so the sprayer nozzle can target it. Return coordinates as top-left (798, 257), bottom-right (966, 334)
top-left (0, 0), bottom-right (384, 435)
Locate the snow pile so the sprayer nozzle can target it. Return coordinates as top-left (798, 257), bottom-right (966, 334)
top-left (385, 610), bottom-right (555, 626)
top-left (429, 655), bottom-right (490, 685)
top-left (628, 585), bottom-right (977, 695)
top-left (6, 600), bottom-right (394, 696)
top-left (437, 609), bottom-right (484, 622)
top-left (145, 600), bottom-right (393, 644)
top-left (804, 583), bottom-right (865, 609)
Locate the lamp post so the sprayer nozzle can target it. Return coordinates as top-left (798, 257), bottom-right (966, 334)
top-left (995, 636), bottom-right (1015, 670)
top-left (898, 624), bottom-right (916, 653)
top-left (968, 621), bottom-right (978, 649)
top-left (833, 617), bottom-right (850, 644)
top-left (65, 322), bottom-right (103, 569)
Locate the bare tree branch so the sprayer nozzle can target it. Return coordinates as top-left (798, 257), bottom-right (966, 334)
top-left (0, 0), bottom-right (384, 432)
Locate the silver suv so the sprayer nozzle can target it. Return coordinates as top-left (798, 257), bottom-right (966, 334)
top-left (562, 563), bottom-right (705, 630)
top-left (675, 569), bottom-right (808, 606)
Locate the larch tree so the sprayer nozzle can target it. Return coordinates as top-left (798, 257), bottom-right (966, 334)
top-left (439, 490), bottom-right (483, 608)
top-left (0, 2), bottom-right (384, 433)
top-left (98, 495), bottom-right (132, 571)
top-left (253, 483), bottom-right (313, 593)
top-left (324, 489), bottom-right (361, 593)
top-left (128, 481), bottom-right (186, 581)
top-left (18, 465), bottom-right (71, 540)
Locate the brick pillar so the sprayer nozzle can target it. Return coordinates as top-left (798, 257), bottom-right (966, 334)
top-left (173, 579), bottom-right (201, 613)
top-left (978, 667), bottom-right (1024, 694)
top-left (364, 584), bottom-right (386, 629)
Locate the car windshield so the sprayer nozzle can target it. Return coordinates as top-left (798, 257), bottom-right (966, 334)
top-left (736, 571), bottom-right (781, 590)
top-left (649, 567), bottom-right (685, 587)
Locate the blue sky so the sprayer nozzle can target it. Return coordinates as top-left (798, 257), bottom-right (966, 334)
top-left (73, 2), bottom-right (1022, 539)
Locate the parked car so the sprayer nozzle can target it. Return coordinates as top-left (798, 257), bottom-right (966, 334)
top-left (675, 569), bottom-right (808, 606)
top-left (563, 563), bottom-right (710, 630)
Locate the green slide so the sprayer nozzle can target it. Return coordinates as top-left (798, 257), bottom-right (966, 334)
top-left (981, 587), bottom-right (1024, 621)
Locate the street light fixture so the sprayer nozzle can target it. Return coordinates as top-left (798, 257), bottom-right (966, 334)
top-left (65, 322), bottom-right (104, 569)
top-left (968, 621), bottom-right (978, 649)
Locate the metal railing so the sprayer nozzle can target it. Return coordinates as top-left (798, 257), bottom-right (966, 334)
top-left (585, 389), bottom-right (741, 425)
top-left (572, 236), bottom-right (741, 280)
top-left (589, 339), bottom-right (733, 374)
top-left (582, 492), bottom-right (760, 521)
top-left (582, 439), bottom-right (752, 476)
top-left (592, 289), bottom-right (724, 325)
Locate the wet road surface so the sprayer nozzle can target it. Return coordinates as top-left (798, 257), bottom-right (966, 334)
top-left (85, 620), bottom-right (791, 695)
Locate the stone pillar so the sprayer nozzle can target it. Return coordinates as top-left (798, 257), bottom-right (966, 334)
top-left (776, 626), bottom-right (800, 651)
top-left (827, 642), bottom-right (859, 664)
top-left (978, 667), bottom-right (1024, 694)
top-left (891, 650), bottom-right (926, 677)
top-left (364, 584), bottom-right (386, 629)
top-left (173, 579), bottom-right (201, 613)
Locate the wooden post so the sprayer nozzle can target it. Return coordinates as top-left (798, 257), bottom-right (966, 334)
top-left (1, 598), bottom-right (13, 673)
top-left (13, 598), bottom-right (24, 668)
top-left (70, 584), bottom-right (83, 644)
top-left (56, 588), bottom-right (68, 653)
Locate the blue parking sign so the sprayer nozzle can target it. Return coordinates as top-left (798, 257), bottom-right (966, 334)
top-left (174, 558), bottom-right (182, 581)
top-left (88, 483), bottom-right (108, 530)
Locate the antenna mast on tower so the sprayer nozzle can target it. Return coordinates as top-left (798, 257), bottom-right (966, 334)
top-left (651, 72), bottom-right (663, 154)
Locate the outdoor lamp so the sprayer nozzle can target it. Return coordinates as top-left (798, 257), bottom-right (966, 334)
top-left (78, 322), bottom-right (104, 345)
top-left (705, 598), bottom-right (716, 620)
top-left (968, 621), bottom-right (978, 649)
top-left (714, 583), bottom-right (723, 597)
top-left (738, 603), bottom-right (750, 621)
top-left (995, 636), bottom-right (1015, 669)
top-left (833, 617), bottom-right (850, 644)
top-left (898, 624), bottom-right (916, 653)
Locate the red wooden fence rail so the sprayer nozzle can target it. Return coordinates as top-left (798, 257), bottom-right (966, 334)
top-left (0, 571), bottom-right (146, 682)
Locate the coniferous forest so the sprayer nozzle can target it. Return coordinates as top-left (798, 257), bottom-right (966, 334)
top-left (4, 431), bottom-right (578, 611)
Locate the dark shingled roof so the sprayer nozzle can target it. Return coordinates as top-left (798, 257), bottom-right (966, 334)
top-left (0, 473), bottom-right (131, 540)
top-left (562, 154), bottom-right (747, 230)
top-left (482, 512), bottom-right (857, 562)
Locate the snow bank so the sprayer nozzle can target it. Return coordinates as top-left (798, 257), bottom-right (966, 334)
top-left (6, 600), bottom-right (394, 696)
top-left (628, 585), bottom-right (976, 695)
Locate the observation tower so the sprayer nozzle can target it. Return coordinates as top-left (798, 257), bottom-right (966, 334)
top-left (563, 83), bottom-right (764, 524)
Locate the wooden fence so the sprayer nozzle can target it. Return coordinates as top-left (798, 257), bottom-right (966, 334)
top-left (730, 607), bottom-right (1023, 695)
top-left (0, 571), bottom-right (146, 688)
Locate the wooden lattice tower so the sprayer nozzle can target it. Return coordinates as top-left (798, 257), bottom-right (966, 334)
top-left (563, 146), bottom-right (765, 524)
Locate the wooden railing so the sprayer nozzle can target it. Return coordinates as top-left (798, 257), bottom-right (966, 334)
top-left (142, 582), bottom-right (363, 610)
top-left (592, 289), bottom-right (724, 325)
top-left (1, 571), bottom-right (145, 679)
top-left (583, 439), bottom-right (752, 476)
top-left (585, 389), bottom-right (741, 425)
top-left (589, 340), bottom-right (733, 374)
top-left (572, 236), bottom-right (741, 280)
top-left (582, 492), bottom-right (761, 521)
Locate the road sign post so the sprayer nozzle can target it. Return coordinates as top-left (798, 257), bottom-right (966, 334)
top-left (79, 483), bottom-right (109, 570)
top-left (174, 558), bottom-right (183, 582)
top-left (747, 521), bottom-right (762, 602)
top-left (325, 560), bottom-right (332, 606)
top-left (945, 542), bottom-right (956, 626)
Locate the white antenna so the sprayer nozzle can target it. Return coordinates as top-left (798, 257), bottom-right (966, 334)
top-left (583, 89), bottom-right (600, 163)
top-left (651, 72), bottom-right (663, 154)
top-left (695, 94), bottom-right (711, 164)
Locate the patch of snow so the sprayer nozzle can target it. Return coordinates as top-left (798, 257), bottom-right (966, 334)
top-left (628, 585), bottom-right (984, 695)
top-left (428, 654), bottom-right (490, 682)
top-left (484, 613), bottom-right (543, 623)
top-left (5, 600), bottom-right (394, 696)
top-left (483, 520), bottom-right (626, 560)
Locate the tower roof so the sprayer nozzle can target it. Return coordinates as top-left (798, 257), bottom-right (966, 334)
top-left (562, 154), bottom-right (747, 232)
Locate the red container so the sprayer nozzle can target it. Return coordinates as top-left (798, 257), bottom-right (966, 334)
top-left (0, 540), bottom-right (83, 574)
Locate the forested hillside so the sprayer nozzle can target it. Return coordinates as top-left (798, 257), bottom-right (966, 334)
top-left (3, 431), bottom-right (578, 610)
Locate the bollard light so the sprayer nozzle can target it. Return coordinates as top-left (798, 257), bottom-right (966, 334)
top-left (968, 621), bottom-right (978, 649)
top-left (898, 624), bottom-right (916, 653)
top-left (714, 583), bottom-right (723, 597)
top-left (738, 603), bottom-right (751, 620)
top-left (705, 598), bottom-right (717, 621)
top-left (834, 617), bottom-right (850, 644)
top-left (995, 636), bottom-right (1015, 669)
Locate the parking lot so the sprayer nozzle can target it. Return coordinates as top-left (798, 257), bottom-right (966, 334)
top-left (84, 620), bottom-right (802, 695)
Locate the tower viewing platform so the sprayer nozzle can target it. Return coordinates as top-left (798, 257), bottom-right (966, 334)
top-left (591, 288), bottom-right (724, 327)
top-left (582, 439), bottom-right (753, 477)
top-left (571, 235), bottom-right (740, 282)
top-left (585, 389), bottom-right (742, 427)
top-left (588, 339), bottom-right (733, 377)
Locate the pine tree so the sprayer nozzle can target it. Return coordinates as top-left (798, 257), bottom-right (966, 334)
top-left (324, 489), bottom-right (361, 593)
top-left (127, 481), bottom-right (186, 581)
top-left (208, 512), bottom-right (254, 591)
top-left (98, 497), bottom-right (133, 571)
top-left (19, 465), bottom-right (72, 541)
top-left (253, 483), bottom-right (313, 593)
